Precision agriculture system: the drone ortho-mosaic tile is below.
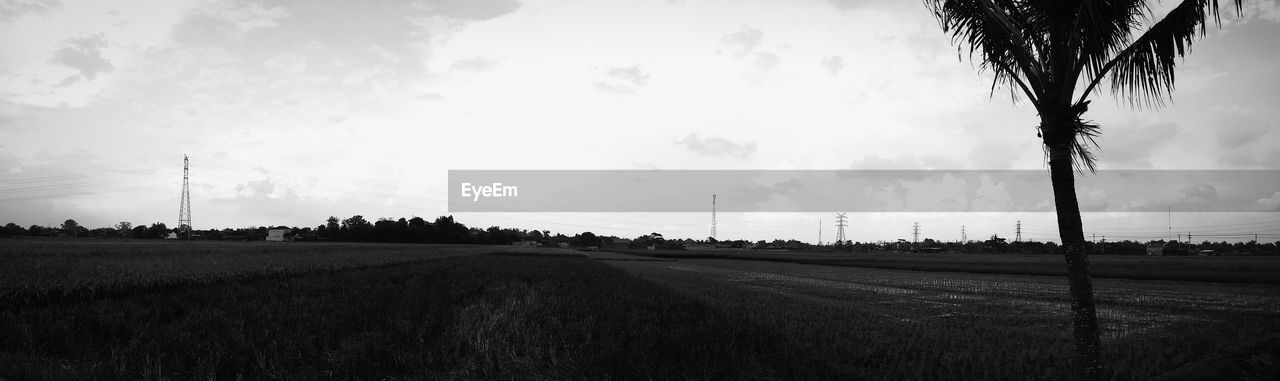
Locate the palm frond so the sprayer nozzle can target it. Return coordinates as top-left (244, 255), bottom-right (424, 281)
top-left (1079, 0), bottom-right (1243, 107)
top-left (1075, 0), bottom-right (1150, 86)
top-left (1071, 118), bottom-right (1102, 173)
top-left (925, 0), bottom-right (1046, 106)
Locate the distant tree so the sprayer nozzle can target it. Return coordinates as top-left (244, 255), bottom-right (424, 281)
top-left (343, 215), bottom-right (373, 242)
top-left (116, 222), bottom-right (133, 238)
top-left (132, 225), bottom-right (148, 239)
top-left (1, 223), bottom-right (25, 236)
top-left (28, 225), bottom-right (48, 236)
top-left (62, 219), bottom-right (80, 236)
top-left (571, 232), bottom-right (601, 247)
top-left (147, 222), bottom-right (168, 239)
top-left (433, 215), bottom-right (469, 243)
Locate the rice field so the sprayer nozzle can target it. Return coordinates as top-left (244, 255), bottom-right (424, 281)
top-left (606, 257), bottom-right (1280, 378)
top-left (2, 239), bottom-right (1278, 379)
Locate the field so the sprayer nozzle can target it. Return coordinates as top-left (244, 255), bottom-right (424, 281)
top-left (2, 239), bottom-right (1279, 379)
top-left (617, 249), bottom-right (1280, 284)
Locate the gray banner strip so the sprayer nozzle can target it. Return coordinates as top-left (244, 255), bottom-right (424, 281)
top-left (447, 170), bottom-right (1280, 213)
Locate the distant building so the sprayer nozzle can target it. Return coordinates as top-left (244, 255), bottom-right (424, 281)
top-left (164, 232), bottom-right (178, 240)
top-left (267, 229), bottom-right (290, 242)
top-left (512, 240), bottom-right (541, 247)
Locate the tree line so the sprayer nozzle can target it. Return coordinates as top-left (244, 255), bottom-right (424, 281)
top-left (1, 217), bottom-right (1275, 255)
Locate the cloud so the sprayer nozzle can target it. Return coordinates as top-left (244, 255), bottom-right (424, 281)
top-left (605, 66), bottom-right (649, 86)
top-left (1257, 191), bottom-right (1280, 211)
top-left (675, 134), bottom-right (757, 159)
top-left (419, 0), bottom-right (521, 21)
top-left (847, 154), bottom-right (962, 170)
top-left (208, 2), bottom-right (290, 34)
top-left (1215, 115), bottom-right (1269, 150)
top-left (0, 0), bottom-right (59, 22)
top-left (596, 66), bottom-right (649, 94)
top-left (746, 52), bottom-right (779, 81)
top-left (1100, 122), bottom-right (1180, 168)
top-left (415, 93), bottom-right (446, 101)
top-left (264, 53), bottom-right (307, 73)
top-left (215, 178), bottom-right (328, 222)
top-left (718, 27), bottom-right (779, 80)
top-left (821, 55), bottom-right (844, 76)
top-left (967, 139), bottom-right (1022, 170)
top-left (720, 26), bottom-right (764, 58)
top-left (1181, 184), bottom-right (1218, 202)
top-left (49, 34), bottom-right (113, 86)
top-left (236, 179), bottom-right (277, 196)
top-left (971, 174), bottom-right (1014, 211)
top-left (450, 56), bottom-right (500, 72)
top-left (1242, 1), bottom-right (1280, 24)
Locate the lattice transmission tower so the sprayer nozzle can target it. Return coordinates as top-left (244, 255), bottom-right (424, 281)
top-left (912, 222), bottom-right (920, 244)
top-left (710, 194), bottom-right (716, 241)
top-left (1015, 220), bottom-right (1022, 243)
top-left (178, 154), bottom-right (191, 240)
top-left (834, 213), bottom-right (848, 244)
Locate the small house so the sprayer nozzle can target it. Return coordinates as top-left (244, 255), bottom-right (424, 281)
top-left (266, 229), bottom-right (290, 242)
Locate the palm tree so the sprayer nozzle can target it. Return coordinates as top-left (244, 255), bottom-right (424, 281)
top-left (923, 0), bottom-right (1244, 378)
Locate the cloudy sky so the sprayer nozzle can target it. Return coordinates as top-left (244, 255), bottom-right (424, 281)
top-left (2, 0), bottom-right (1278, 243)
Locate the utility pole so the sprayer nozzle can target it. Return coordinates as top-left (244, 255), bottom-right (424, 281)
top-left (818, 218), bottom-right (822, 246)
top-left (835, 213), bottom-right (848, 245)
top-left (961, 225), bottom-right (966, 243)
top-left (178, 154), bottom-right (192, 240)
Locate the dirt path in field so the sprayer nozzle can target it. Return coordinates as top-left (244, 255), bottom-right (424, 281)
top-left (605, 258), bottom-right (1280, 341)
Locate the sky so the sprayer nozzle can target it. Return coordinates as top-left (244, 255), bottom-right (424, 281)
top-left (2, 0), bottom-right (1279, 243)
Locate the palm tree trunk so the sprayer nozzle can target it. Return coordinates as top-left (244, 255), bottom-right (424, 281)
top-left (1047, 139), bottom-right (1103, 380)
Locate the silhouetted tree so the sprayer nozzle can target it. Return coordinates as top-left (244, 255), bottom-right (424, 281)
top-left (1, 223), bottom-right (25, 236)
top-left (925, 1), bottom-right (1245, 377)
top-left (571, 232), bottom-right (601, 247)
top-left (115, 222), bottom-right (133, 238)
top-left (61, 219), bottom-right (79, 236)
top-left (146, 222), bottom-right (168, 239)
top-left (342, 215), bottom-right (373, 242)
